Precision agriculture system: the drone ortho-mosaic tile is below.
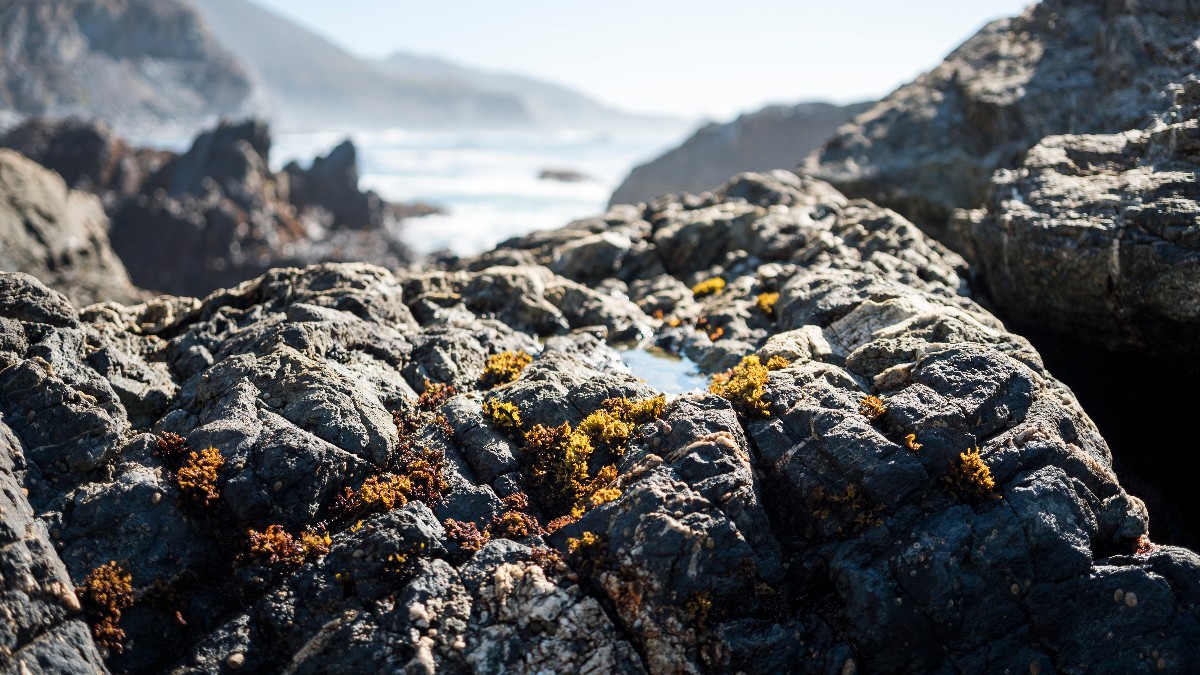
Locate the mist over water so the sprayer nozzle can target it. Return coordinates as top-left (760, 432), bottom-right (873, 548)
top-left (272, 128), bottom-right (687, 255)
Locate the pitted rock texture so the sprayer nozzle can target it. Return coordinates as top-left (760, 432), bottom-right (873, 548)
top-left (0, 150), bottom-right (141, 307)
top-left (809, 0), bottom-right (1200, 242)
top-left (956, 81), bottom-right (1200, 357)
top-left (2, 172), bottom-right (1199, 673)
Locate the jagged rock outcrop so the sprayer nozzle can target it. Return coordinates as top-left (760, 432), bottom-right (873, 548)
top-left (954, 80), bottom-right (1200, 357)
top-left (108, 119), bottom-right (415, 297)
top-left (611, 101), bottom-right (870, 207)
top-left (0, 0), bottom-right (254, 136)
top-left (3, 171), bottom-right (1197, 673)
top-left (0, 118), bottom-right (171, 210)
top-left (809, 0), bottom-right (1200, 242)
top-left (0, 150), bottom-right (140, 306)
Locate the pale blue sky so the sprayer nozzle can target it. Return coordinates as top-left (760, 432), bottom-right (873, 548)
top-left (250, 0), bottom-right (1031, 121)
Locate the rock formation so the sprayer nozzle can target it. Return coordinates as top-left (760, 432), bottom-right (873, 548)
top-left (0, 150), bottom-right (141, 306)
top-left (3, 171), bottom-right (1196, 673)
top-left (0, 0), bottom-right (254, 136)
top-left (612, 102), bottom-right (870, 207)
top-left (809, 0), bottom-right (1200, 242)
top-left (954, 80), bottom-right (1200, 357)
top-left (0, 117), bottom-right (172, 210)
top-left (0, 117), bottom-right (424, 302)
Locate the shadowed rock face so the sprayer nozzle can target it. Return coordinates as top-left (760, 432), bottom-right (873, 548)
top-left (0, 0), bottom-right (253, 135)
top-left (809, 0), bottom-right (1200, 242)
top-left (0, 150), bottom-right (141, 307)
top-left (3, 172), bottom-right (1197, 673)
top-left (957, 81), bottom-right (1200, 358)
top-left (0, 117), bottom-right (422, 302)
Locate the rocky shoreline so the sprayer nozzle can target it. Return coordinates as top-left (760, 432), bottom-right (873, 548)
top-left (4, 171), bottom-right (1199, 673)
top-left (5, 0), bottom-right (1200, 671)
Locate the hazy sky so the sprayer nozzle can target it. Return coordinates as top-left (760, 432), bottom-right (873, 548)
top-left (250, 0), bottom-right (1031, 121)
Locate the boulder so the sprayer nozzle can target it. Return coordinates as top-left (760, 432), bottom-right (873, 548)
top-left (0, 150), bottom-right (141, 306)
top-left (810, 0), bottom-right (1200, 242)
top-left (109, 119), bottom-right (416, 297)
top-left (957, 81), bottom-right (1200, 357)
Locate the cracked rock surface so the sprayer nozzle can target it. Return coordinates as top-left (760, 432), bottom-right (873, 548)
top-left (956, 81), bottom-right (1200, 357)
top-left (2, 172), bottom-right (1199, 673)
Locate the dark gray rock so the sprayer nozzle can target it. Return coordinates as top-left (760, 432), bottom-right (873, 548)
top-left (0, 151), bottom-right (141, 306)
top-left (0, 421), bottom-right (107, 674)
top-left (957, 80), bottom-right (1200, 356)
top-left (110, 119), bottom-right (416, 297)
top-left (0, 117), bottom-right (171, 210)
top-left (2, 166), bottom-right (1199, 673)
top-left (809, 0), bottom-right (1200, 242)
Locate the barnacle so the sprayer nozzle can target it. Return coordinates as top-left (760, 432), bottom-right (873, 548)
top-left (859, 395), bottom-right (887, 421)
top-left (482, 398), bottom-right (523, 435)
top-left (710, 355), bottom-right (771, 417)
top-left (691, 277), bottom-right (726, 297)
top-left (481, 351), bottom-right (533, 389)
top-left (77, 561), bottom-right (134, 655)
top-left (904, 434), bottom-right (922, 452)
top-left (755, 292), bottom-right (780, 318)
top-left (946, 447), bottom-right (996, 499)
top-left (175, 447), bottom-right (224, 506)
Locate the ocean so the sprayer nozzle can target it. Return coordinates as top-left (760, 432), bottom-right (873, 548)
top-left (270, 128), bottom-right (688, 256)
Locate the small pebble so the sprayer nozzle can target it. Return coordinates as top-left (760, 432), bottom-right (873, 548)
top-left (1011, 584), bottom-right (1020, 595)
top-left (274, 481), bottom-right (283, 492)
top-left (1114, 589), bottom-right (1124, 603)
top-left (1124, 591), bottom-right (1138, 608)
top-left (353, 549), bottom-right (365, 559)
top-left (227, 652), bottom-right (246, 669)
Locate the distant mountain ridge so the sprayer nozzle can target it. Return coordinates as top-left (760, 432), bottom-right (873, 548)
top-left (187, 0), bottom-right (528, 130)
top-left (188, 0), bottom-right (679, 133)
top-left (609, 101), bottom-right (870, 205)
top-left (0, 0), bottom-right (254, 136)
top-left (377, 52), bottom-right (673, 131)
